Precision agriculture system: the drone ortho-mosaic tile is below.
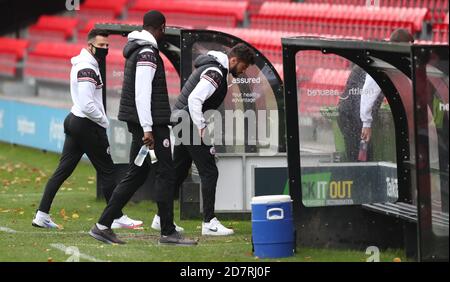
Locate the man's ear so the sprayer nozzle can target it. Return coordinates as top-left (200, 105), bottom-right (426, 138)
top-left (88, 43), bottom-right (95, 54)
top-left (229, 57), bottom-right (238, 67)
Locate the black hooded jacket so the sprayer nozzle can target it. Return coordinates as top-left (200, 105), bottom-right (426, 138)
top-left (118, 41), bottom-right (171, 126)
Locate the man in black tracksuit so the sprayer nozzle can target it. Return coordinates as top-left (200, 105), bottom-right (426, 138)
top-left (171, 43), bottom-right (256, 236)
top-left (89, 11), bottom-right (196, 245)
top-left (32, 29), bottom-right (142, 230)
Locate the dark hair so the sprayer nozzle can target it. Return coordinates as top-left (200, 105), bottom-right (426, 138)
top-left (228, 43), bottom-right (256, 65)
top-left (390, 28), bottom-right (414, 43)
top-left (143, 10), bottom-right (166, 29)
top-left (87, 29), bottom-right (109, 42)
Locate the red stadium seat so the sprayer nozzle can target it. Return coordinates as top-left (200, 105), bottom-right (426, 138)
top-left (207, 27), bottom-right (362, 64)
top-left (78, 0), bottom-right (128, 24)
top-left (251, 2), bottom-right (428, 40)
top-left (28, 15), bottom-right (79, 43)
top-left (0, 37), bottom-right (29, 60)
top-left (299, 68), bottom-right (351, 115)
top-left (77, 19), bottom-right (141, 50)
top-left (432, 22), bottom-right (449, 43)
top-left (128, 0), bottom-right (249, 28)
top-left (0, 37), bottom-right (29, 77)
top-left (304, 0), bottom-right (448, 23)
top-left (24, 42), bottom-right (85, 83)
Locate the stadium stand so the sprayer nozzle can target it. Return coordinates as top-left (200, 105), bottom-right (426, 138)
top-left (432, 13), bottom-right (449, 43)
top-left (127, 0), bottom-right (249, 28)
top-left (77, 19), bottom-right (141, 50)
top-left (0, 37), bottom-right (29, 77)
top-left (27, 15), bottom-right (79, 44)
top-left (0, 0), bottom-right (448, 105)
top-left (304, 0), bottom-right (449, 23)
top-left (207, 27), bottom-right (363, 64)
top-left (251, 2), bottom-right (429, 40)
top-left (24, 42), bottom-right (85, 83)
top-left (76, 0), bottom-right (129, 25)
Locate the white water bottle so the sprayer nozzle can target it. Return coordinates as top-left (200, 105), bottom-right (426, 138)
top-left (134, 145), bottom-right (149, 166)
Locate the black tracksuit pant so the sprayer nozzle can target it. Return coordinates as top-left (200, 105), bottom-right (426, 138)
top-left (337, 112), bottom-right (374, 162)
top-left (173, 123), bottom-right (218, 223)
top-left (38, 113), bottom-right (122, 219)
top-left (98, 122), bottom-right (176, 236)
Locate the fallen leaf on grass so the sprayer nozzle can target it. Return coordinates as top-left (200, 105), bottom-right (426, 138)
top-left (59, 209), bottom-right (69, 221)
top-left (72, 213), bottom-right (79, 219)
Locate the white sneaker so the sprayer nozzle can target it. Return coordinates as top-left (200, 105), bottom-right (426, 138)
top-left (151, 214), bottom-right (184, 233)
top-left (111, 215), bottom-right (143, 229)
top-left (202, 217), bottom-right (234, 236)
top-left (32, 211), bottom-right (60, 229)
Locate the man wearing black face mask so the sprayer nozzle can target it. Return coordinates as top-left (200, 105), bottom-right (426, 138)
top-left (32, 29), bottom-right (143, 230)
top-left (169, 43), bottom-right (256, 236)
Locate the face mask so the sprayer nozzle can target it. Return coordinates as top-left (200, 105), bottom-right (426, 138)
top-left (91, 45), bottom-right (109, 61)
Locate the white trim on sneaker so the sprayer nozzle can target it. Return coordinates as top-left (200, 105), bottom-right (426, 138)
top-left (201, 217), bottom-right (234, 236)
top-left (151, 214), bottom-right (185, 233)
top-left (32, 212), bottom-right (60, 229)
top-left (111, 215), bottom-right (143, 229)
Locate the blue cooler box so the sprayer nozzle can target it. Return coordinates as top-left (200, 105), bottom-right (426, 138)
top-left (251, 195), bottom-right (295, 258)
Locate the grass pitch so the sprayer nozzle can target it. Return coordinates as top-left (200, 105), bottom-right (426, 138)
top-left (0, 142), bottom-right (406, 262)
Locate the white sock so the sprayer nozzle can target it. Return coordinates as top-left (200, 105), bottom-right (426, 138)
top-left (36, 210), bottom-right (49, 219)
top-left (96, 223), bottom-right (108, 230)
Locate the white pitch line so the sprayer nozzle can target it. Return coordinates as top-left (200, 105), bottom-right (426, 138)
top-left (0, 226), bottom-right (17, 233)
top-left (50, 243), bottom-right (106, 262)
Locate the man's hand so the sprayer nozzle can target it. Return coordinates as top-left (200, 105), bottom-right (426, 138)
top-left (361, 127), bottom-right (372, 142)
top-left (198, 127), bottom-right (206, 140)
top-left (143, 131), bottom-right (154, 149)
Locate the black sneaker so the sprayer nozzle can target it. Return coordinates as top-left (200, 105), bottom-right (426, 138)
top-left (89, 224), bottom-right (126, 245)
top-left (159, 231), bottom-right (198, 246)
